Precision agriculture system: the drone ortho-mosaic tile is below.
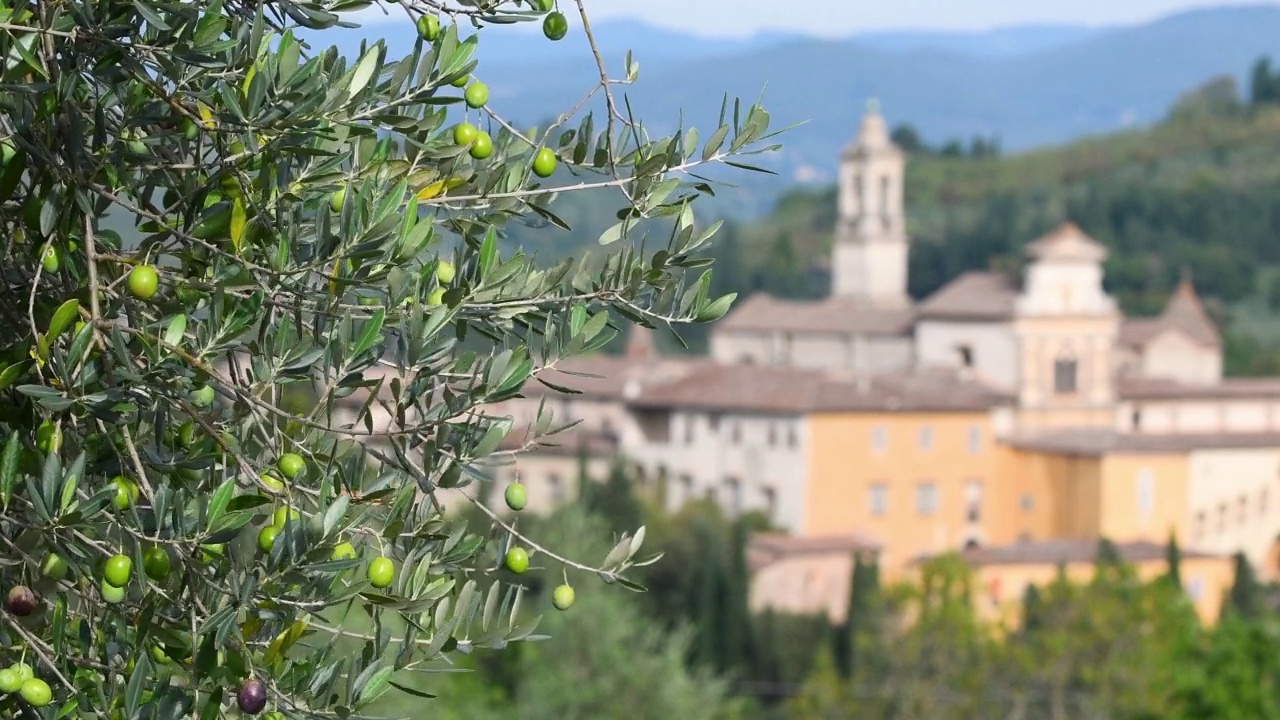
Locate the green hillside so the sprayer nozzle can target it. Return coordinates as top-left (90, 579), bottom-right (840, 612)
top-left (717, 97), bottom-right (1280, 375)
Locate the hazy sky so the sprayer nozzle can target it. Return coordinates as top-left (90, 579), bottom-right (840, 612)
top-left (579, 0), bottom-right (1277, 37)
top-left (355, 1), bottom-right (1278, 38)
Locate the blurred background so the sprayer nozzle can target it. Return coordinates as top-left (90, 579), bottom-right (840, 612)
top-left (340, 2), bottom-right (1280, 718)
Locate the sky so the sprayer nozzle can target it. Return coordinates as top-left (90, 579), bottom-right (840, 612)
top-left (356, 0), bottom-right (1279, 38)
top-left (580, 0), bottom-right (1277, 37)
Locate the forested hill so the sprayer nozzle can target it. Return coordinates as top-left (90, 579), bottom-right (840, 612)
top-left (693, 78), bottom-right (1280, 374)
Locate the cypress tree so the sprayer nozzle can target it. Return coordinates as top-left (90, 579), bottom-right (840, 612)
top-left (586, 459), bottom-right (644, 534)
top-left (1164, 531), bottom-right (1184, 588)
top-left (693, 517), bottom-right (727, 670)
top-left (1225, 551), bottom-right (1265, 621)
top-left (574, 441), bottom-right (591, 501)
top-left (720, 519), bottom-right (754, 674)
top-left (1021, 584), bottom-right (1045, 635)
top-left (842, 552), bottom-right (884, 680)
top-left (1096, 537), bottom-right (1123, 568)
top-left (835, 554), bottom-right (866, 676)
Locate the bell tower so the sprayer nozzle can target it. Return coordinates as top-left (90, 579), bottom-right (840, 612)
top-left (831, 99), bottom-right (910, 308)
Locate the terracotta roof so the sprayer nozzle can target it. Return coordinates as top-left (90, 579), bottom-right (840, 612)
top-left (1118, 278), bottom-right (1221, 350)
top-left (749, 532), bottom-right (882, 572)
top-left (521, 354), bottom-right (709, 402)
top-left (914, 538), bottom-right (1220, 567)
top-left (917, 271), bottom-right (1018, 321)
top-left (813, 368), bottom-right (1015, 413)
top-left (497, 423), bottom-right (619, 457)
top-left (1159, 277), bottom-right (1221, 347)
top-left (1118, 376), bottom-right (1280, 400)
top-left (1024, 222), bottom-right (1108, 263)
top-left (629, 363), bottom-right (828, 414)
top-left (1009, 428), bottom-right (1280, 457)
top-left (628, 364), bottom-right (1013, 414)
top-left (1119, 318), bottom-right (1163, 348)
top-left (716, 293), bottom-right (916, 336)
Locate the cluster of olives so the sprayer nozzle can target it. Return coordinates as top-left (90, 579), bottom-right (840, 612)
top-left (416, 0), bottom-right (568, 44)
top-left (408, 6), bottom-right (565, 177)
top-left (501, 481), bottom-right (575, 610)
top-left (0, 662), bottom-right (51, 708)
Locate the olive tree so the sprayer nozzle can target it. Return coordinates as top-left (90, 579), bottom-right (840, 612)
top-left (0, 0), bottom-right (779, 716)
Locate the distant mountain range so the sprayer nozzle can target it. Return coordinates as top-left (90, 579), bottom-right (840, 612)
top-left (307, 4), bottom-right (1280, 215)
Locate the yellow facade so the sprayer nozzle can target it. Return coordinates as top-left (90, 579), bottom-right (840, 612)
top-left (807, 412), bottom-right (1001, 572)
top-left (808, 409), bottom-right (1195, 581)
top-left (993, 449), bottom-right (1190, 544)
top-left (960, 555), bottom-right (1233, 627)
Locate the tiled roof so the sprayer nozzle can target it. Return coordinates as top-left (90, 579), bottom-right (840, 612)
top-left (916, 271), bottom-right (1018, 321)
top-left (716, 293), bottom-right (916, 336)
top-left (813, 368), bottom-right (1015, 413)
top-left (1118, 376), bottom-right (1280, 400)
top-left (1024, 221), bottom-right (1109, 263)
top-left (1159, 277), bottom-right (1221, 347)
top-left (497, 423), bottom-right (619, 457)
top-left (1118, 278), bottom-right (1221, 350)
top-left (916, 538), bottom-right (1220, 567)
top-left (629, 363), bottom-right (829, 414)
top-left (1009, 428), bottom-right (1280, 457)
top-left (751, 532), bottom-right (883, 556)
top-left (628, 364), bottom-right (1013, 414)
top-left (748, 532), bottom-right (882, 572)
top-left (522, 354), bottom-right (709, 402)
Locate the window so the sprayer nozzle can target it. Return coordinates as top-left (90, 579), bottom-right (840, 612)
top-left (916, 483), bottom-right (938, 516)
top-left (957, 345), bottom-right (974, 368)
top-left (1261, 488), bottom-right (1270, 517)
top-left (548, 473), bottom-right (565, 504)
top-left (964, 480), bottom-right (984, 523)
top-left (1238, 495), bottom-right (1248, 524)
top-left (879, 175), bottom-right (891, 225)
top-left (730, 422), bottom-right (742, 445)
top-left (683, 415), bottom-right (695, 445)
top-left (775, 333), bottom-right (793, 366)
top-left (1054, 357), bottom-right (1078, 394)
top-left (1218, 503), bottom-right (1228, 533)
top-left (725, 478), bottom-right (742, 514)
top-left (1131, 410), bottom-right (1142, 431)
top-left (967, 425), bottom-right (982, 455)
top-left (871, 426), bottom-right (887, 453)
top-left (869, 483), bottom-right (888, 517)
top-left (762, 487), bottom-right (778, 519)
top-left (1137, 469), bottom-right (1155, 517)
top-left (1194, 511), bottom-right (1207, 542)
top-left (679, 474), bottom-right (694, 504)
top-left (1020, 494), bottom-right (1035, 513)
top-left (918, 425), bottom-right (933, 451)
top-left (1017, 532), bottom-right (1032, 543)
top-left (787, 423), bottom-right (798, 448)
top-left (767, 423), bottom-right (777, 447)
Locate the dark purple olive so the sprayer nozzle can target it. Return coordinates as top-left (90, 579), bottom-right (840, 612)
top-left (236, 678), bottom-right (267, 715)
top-left (5, 586), bottom-right (37, 616)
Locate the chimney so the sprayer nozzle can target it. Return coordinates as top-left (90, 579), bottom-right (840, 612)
top-left (625, 324), bottom-right (659, 362)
